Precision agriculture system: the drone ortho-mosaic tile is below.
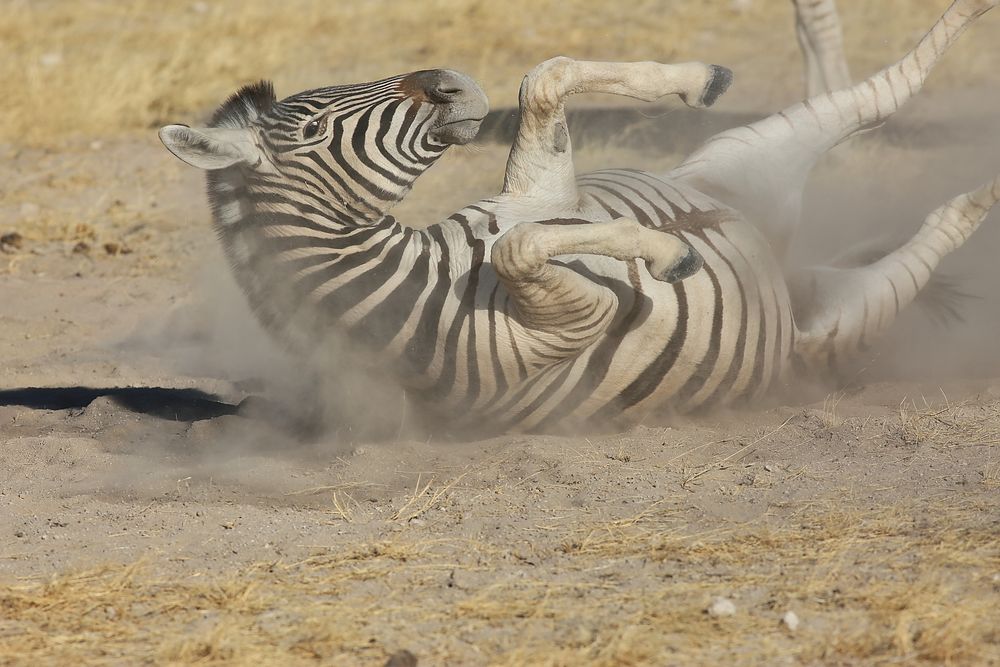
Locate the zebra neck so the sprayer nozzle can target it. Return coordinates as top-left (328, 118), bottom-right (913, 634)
top-left (207, 168), bottom-right (449, 358)
top-left (209, 164), bottom-right (407, 230)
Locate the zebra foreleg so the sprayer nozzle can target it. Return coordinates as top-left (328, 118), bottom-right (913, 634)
top-left (793, 0), bottom-right (852, 97)
top-left (672, 0), bottom-right (998, 258)
top-left (792, 176), bottom-right (1000, 380)
top-left (492, 218), bottom-right (701, 338)
top-left (502, 57), bottom-right (732, 206)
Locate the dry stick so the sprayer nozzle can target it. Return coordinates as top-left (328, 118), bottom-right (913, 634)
top-left (681, 417), bottom-right (794, 489)
top-left (665, 435), bottom-right (738, 466)
top-left (330, 491), bottom-right (355, 523)
top-left (284, 482), bottom-right (381, 497)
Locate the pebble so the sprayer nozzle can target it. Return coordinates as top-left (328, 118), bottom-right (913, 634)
top-left (384, 650), bottom-right (417, 667)
top-left (39, 52), bottom-right (63, 67)
top-left (1, 232), bottom-right (23, 252)
top-left (782, 610), bottom-right (800, 631)
top-left (707, 597), bottom-right (736, 617)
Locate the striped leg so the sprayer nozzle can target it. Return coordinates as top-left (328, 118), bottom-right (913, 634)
top-left (672, 0), bottom-right (998, 258)
top-left (492, 218), bottom-right (701, 341)
top-left (502, 57), bottom-right (732, 206)
top-left (794, 0), bottom-right (852, 97)
top-left (793, 176), bottom-right (1000, 378)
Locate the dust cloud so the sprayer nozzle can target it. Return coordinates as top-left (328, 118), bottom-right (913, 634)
top-left (122, 86), bottom-right (1000, 451)
top-left (790, 88), bottom-right (1000, 384)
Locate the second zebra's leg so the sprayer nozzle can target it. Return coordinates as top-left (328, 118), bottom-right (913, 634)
top-left (793, 0), bottom-right (852, 97)
top-left (502, 57), bottom-right (732, 206)
top-left (792, 176), bottom-right (1000, 380)
top-left (492, 218), bottom-right (702, 339)
top-left (672, 0), bottom-right (999, 257)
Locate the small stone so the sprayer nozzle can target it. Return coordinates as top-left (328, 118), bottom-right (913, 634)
top-left (1, 232), bottom-right (23, 253)
top-left (13, 531), bottom-right (24, 538)
top-left (39, 52), bottom-right (63, 67)
top-left (764, 464), bottom-right (774, 472)
top-left (384, 650), bottom-right (417, 667)
top-left (103, 241), bottom-right (131, 256)
top-left (707, 597), bottom-right (736, 617)
top-left (782, 610), bottom-right (800, 631)
top-left (72, 241), bottom-right (90, 255)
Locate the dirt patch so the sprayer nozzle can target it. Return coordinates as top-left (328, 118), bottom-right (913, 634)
top-left (3, 1), bottom-right (1000, 665)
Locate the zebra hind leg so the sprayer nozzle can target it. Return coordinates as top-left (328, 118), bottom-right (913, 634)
top-left (793, 0), bottom-right (852, 97)
top-left (501, 57), bottom-right (732, 207)
top-left (671, 0), bottom-right (999, 259)
top-left (792, 176), bottom-right (1000, 381)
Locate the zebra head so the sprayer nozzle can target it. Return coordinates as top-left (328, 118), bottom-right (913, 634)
top-left (159, 70), bottom-right (489, 224)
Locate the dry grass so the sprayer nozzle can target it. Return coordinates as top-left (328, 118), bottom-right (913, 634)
top-left (389, 473), bottom-right (467, 523)
top-left (897, 394), bottom-right (1000, 449)
top-left (4, 2), bottom-right (1000, 665)
top-left (4, 0), bottom-right (1000, 145)
top-left (1, 501), bottom-right (997, 665)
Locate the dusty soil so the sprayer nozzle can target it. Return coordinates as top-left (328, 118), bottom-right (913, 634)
top-left (3, 3), bottom-right (1000, 665)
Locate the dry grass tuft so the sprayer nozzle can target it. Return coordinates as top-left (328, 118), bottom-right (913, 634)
top-left (896, 395), bottom-right (1000, 449)
top-left (390, 473), bottom-right (467, 523)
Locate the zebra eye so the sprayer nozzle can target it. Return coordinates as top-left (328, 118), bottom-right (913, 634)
top-left (303, 116), bottom-right (327, 139)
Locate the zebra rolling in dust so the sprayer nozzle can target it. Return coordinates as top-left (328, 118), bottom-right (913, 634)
top-left (160, 0), bottom-right (999, 434)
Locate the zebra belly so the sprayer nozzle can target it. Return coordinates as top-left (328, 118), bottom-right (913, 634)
top-left (469, 224), bottom-right (793, 432)
top-left (393, 170), bottom-right (794, 433)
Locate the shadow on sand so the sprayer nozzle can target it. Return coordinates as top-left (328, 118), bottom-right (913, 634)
top-left (0, 387), bottom-right (239, 422)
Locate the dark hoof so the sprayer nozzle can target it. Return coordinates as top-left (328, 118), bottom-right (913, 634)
top-left (658, 246), bottom-right (704, 283)
top-left (700, 65), bottom-right (733, 108)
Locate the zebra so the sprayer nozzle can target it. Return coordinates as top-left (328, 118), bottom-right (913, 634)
top-left (159, 0), bottom-right (999, 435)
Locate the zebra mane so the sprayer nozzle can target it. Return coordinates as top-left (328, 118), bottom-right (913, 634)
top-left (210, 80), bottom-right (276, 129)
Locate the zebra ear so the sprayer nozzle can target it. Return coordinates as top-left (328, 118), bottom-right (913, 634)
top-left (158, 124), bottom-right (261, 170)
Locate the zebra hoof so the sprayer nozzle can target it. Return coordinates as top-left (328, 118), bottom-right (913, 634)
top-left (654, 245), bottom-right (704, 283)
top-left (700, 65), bottom-right (733, 108)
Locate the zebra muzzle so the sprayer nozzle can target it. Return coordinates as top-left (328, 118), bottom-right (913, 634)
top-left (406, 70), bottom-right (489, 146)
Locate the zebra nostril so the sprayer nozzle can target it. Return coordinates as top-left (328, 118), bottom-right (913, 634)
top-left (399, 69), bottom-right (486, 107)
top-left (427, 84), bottom-right (465, 104)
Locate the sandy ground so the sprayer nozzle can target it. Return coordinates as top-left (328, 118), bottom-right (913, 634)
top-left (3, 5), bottom-right (1000, 665)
